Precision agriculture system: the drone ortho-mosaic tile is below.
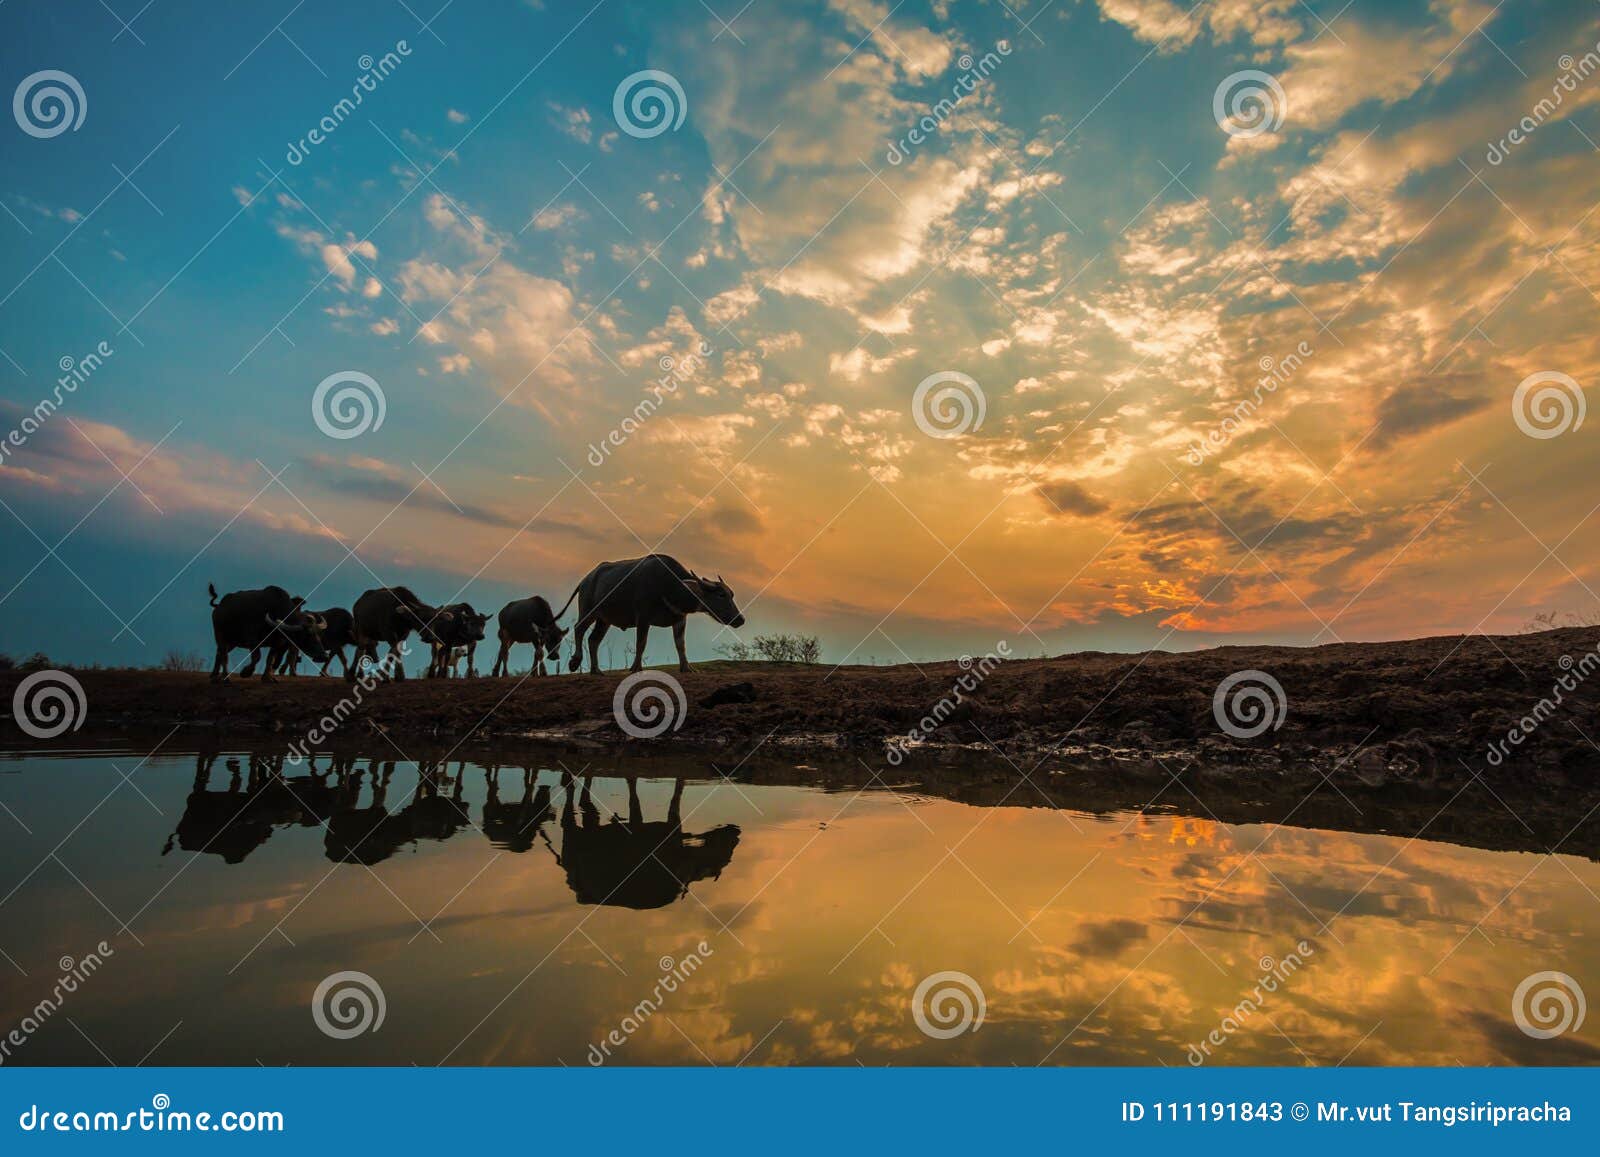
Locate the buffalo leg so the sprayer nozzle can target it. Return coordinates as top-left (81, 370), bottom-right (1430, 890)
top-left (587, 621), bottom-right (610, 674)
top-left (492, 634), bottom-right (511, 677)
top-left (568, 613), bottom-right (594, 672)
top-left (672, 618), bottom-right (690, 673)
top-left (632, 624), bottom-right (650, 672)
top-left (240, 647), bottom-right (261, 678)
top-left (210, 644), bottom-right (229, 683)
top-left (532, 641), bottom-right (545, 676)
top-left (262, 645), bottom-right (281, 683)
top-left (465, 642), bottom-right (477, 678)
top-left (389, 642), bottom-right (407, 681)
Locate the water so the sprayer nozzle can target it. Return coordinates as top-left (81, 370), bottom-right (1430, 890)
top-left (2, 743), bottom-right (1598, 1067)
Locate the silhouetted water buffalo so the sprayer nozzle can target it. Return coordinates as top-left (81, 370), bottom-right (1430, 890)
top-left (273, 606), bottom-right (356, 677)
top-left (482, 767), bottom-right (557, 852)
top-left (490, 595), bottom-right (567, 677)
top-left (207, 582), bottom-right (327, 683)
top-left (554, 777), bottom-right (740, 909)
top-left (560, 554), bottom-right (745, 674)
top-left (323, 761), bottom-right (469, 864)
top-left (426, 602), bottom-right (490, 677)
top-left (161, 750), bottom-right (345, 864)
top-left (349, 587), bottom-right (454, 682)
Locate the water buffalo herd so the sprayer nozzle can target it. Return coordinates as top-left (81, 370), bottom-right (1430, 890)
top-left (206, 553), bottom-right (746, 683)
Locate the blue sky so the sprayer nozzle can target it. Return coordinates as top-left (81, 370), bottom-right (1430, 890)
top-left (2, 0), bottom-right (1598, 669)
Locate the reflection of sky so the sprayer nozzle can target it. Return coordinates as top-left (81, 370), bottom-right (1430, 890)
top-left (4, 1), bottom-right (1599, 666)
top-left (1, 752), bottom-right (1597, 1066)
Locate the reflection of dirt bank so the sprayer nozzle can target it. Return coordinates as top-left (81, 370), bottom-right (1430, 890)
top-left (7, 626), bottom-right (1600, 795)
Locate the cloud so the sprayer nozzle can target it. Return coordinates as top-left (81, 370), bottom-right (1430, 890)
top-left (1037, 480), bottom-right (1110, 518)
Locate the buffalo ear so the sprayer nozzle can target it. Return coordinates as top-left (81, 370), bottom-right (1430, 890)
top-left (290, 597), bottom-right (306, 611)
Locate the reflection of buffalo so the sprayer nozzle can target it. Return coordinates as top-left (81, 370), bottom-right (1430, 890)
top-left (554, 777), bottom-right (740, 909)
top-left (482, 766), bottom-right (557, 852)
top-left (323, 761), bottom-right (471, 865)
top-left (161, 750), bottom-right (349, 864)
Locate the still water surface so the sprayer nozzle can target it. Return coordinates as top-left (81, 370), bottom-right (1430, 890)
top-left (2, 745), bottom-right (1597, 1066)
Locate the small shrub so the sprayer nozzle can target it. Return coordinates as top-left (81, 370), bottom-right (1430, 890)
top-left (1522, 609), bottom-right (1600, 632)
top-left (715, 633), bottom-right (822, 663)
top-left (0, 653), bottom-right (13, 671)
top-left (159, 649), bottom-right (207, 673)
top-left (18, 652), bottom-right (52, 672)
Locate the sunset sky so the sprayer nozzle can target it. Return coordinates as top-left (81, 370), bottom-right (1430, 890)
top-left (2, 0), bottom-right (1598, 666)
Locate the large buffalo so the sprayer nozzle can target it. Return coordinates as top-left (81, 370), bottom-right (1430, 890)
top-left (490, 595), bottom-right (567, 677)
top-left (273, 606), bottom-right (356, 677)
top-left (208, 583), bottom-right (327, 683)
top-left (349, 587), bottom-right (455, 682)
top-left (426, 602), bottom-right (490, 678)
top-left (554, 777), bottom-right (740, 909)
top-left (560, 554), bottom-right (745, 674)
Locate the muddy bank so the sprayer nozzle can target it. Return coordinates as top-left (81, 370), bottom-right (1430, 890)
top-left (6, 626), bottom-right (1600, 792)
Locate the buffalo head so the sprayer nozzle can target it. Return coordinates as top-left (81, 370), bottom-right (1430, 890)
top-left (405, 605), bottom-right (456, 646)
top-left (268, 611), bottom-right (331, 662)
top-left (692, 574), bottom-right (745, 628)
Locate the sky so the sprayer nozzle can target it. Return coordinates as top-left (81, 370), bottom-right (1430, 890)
top-left (1, 0), bottom-right (1598, 668)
